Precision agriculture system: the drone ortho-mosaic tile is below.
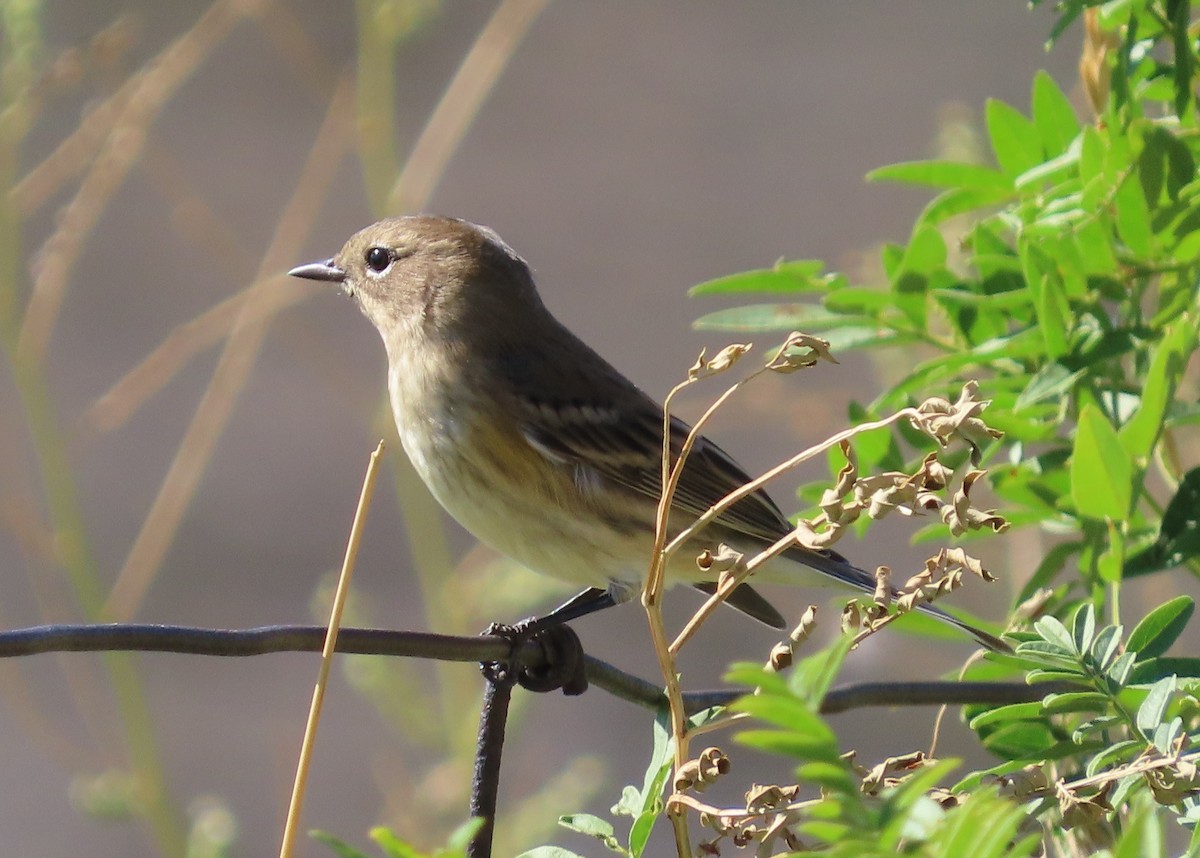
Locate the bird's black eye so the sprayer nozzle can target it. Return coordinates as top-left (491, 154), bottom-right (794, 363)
top-left (365, 246), bottom-right (392, 273)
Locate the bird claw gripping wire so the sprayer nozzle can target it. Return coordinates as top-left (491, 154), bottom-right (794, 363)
top-left (481, 621), bottom-right (588, 696)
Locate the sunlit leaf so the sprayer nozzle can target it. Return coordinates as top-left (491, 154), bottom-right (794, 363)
top-left (1127, 596), bottom-right (1194, 658)
top-left (1070, 404), bottom-right (1132, 519)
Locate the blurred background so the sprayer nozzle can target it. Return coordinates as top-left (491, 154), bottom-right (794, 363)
top-left (0, 2), bottom-right (1082, 855)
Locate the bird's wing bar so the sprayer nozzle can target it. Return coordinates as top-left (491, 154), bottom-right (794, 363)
top-left (516, 393), bottom-right (794, 542)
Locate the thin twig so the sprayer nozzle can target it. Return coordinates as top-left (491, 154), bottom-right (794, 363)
top-left (664, 407), bottom-right (923, 557)
top-left (17, 0), bottom-right (254, 364)
top-left (102, 74), bottom-right (355, 622)
top-left (279, 441), bottom-right (383, 858)
top-left (386, 0), bottom-right (552, 213)
top-left (82, 278), bottom-right (307, 434)
top-left (643, 378), bottom-right (696, 857)
top-left (670, 528), bottom-right (795, 655)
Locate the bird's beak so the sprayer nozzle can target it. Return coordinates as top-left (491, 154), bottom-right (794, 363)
top-left (288, 259), bottom-right (346, 283)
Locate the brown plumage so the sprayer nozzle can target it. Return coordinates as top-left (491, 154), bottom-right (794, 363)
top-left (290, 215), bottom-right (1007, 651)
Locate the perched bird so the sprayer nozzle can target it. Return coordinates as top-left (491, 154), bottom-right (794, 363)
top-left (290, 215), bottom-right (1006, 650)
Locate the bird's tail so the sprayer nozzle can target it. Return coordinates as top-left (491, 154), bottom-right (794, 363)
top-left (771, 543), bottom-right (1011, 653)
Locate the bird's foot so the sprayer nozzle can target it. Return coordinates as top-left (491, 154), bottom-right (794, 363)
top-left (481, 621), bottom-right (588, 696)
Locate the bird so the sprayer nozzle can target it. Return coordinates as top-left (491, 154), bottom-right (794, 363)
top-left (290, 215), bottom-right (1006, 651)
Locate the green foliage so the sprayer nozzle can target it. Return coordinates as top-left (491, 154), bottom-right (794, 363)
top-left (538, 2), bottom-right (1200, 854)
top-left (694, 2), bottom-right (1200, 608)
top-left (962, 604), bottom-right (1200, 835)
top-left (313, 820), bottom-right (481, 858)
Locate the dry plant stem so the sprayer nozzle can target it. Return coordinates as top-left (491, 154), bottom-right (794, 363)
top-left (664, 407), bottom-right (922, 557)
top-left (0, 502), bottom-right (112, 764)
top-left (11, 81), bottom-right (133, 214)
top-left (646, 378), bottom-right (693, 602)
top-left (643, 379), bottom-right (696, 858)
top-left (279, 441), bottom-right (384, 858)
top-left (687, 710), bottom-right (748, 739)
top-left (646, 366), bottom-right (767, 858)
top-left (671, 792), bottom-right (818, 821)
top-left (258, 0), bottom-right (340, 100)
top-left (102, 74), bottom-right (355, 622)
top-left (648, 368), bottom-right (764, 601)
top-left (670, 529), bottom-right (796, 655)
top-left (140, 141), bottom-right (258, 274)
top-left (928, 649), bottom-right (986, 758)
top-left (17, 0), bottom-right (254, 365)
top-left (84, 278), bottom-right (309, 433)
top-left (87, 0), bottom-right (542, 436)
top-left (1065, 748), bottom-right (1200, 793)
top-left (386, 0), bottom-right (551, 213)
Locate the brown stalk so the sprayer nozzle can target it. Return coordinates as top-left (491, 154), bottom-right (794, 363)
top-left (84, 0), bottom-right (548, 438)
top-left (16, 0), bottom-right (255, 365)
top-left (386, 0), bottom-right (551, 213)
top-left (102, 74), bottom-right (355, 622)
top-left (664, 407), bottom-right (923, 557)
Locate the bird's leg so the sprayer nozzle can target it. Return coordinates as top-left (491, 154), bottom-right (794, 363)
top-left (479, 585), bottom-right (624, 697)
top-left (512, 586), bottom-right (620, 636)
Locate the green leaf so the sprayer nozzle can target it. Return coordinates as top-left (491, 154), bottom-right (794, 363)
top-left (968, 701), bottom-right (1043, 730)
top-left (1127, 596), bottom-right (1194, 658)
top-left (689, 260), bottom-right (838, 296)
top-left (369, 828), bottom-right (425, 858)
top-left (1125, 467), bottom-right (1200, 576)
top-left (311, 831), bottom-right (378, 858)
top-left (789, 633), bottom-right (854, 706)
top-left (919, 185), bottom-right (1014, 226)
top-left (1091, 624), bottom-right (1123, 670)
top-left (930, 286), bottom-right (1031, 311)
top-left (611, 786), bottom-right (641, 818)
top-left (691, 303), bottom-right (880, 333)
top-left (1169, 0), bottom-right (1194, 118)
top-left (441, 819), bottom-right (484, 854)
top-left (1088, 738), bottom-right (1147, 776)
top-left (1014, 362), bottom-right (1083, 411)
top-left (1074, 219), bottom-right (1118, 275)
top-left (1130, 657), bottom-right (1200, 684)
top-left (891, 225), bottom-right (946, 327)
top-left (867, 160), bottom-right (1011, 190)
top-left (1033, 615), bottom-right (1075, 652)
top-left (978, 720), bottom-right (1058, 758)
top-left (1136, 675), bottom-right (1175, 735)
top-left (1115, 170), bottom-right (1155, 256)
top-left (1112, 793), bottom-right (1164, 858)
top-left (627, 812), bottom-right (654, 858)
top-left (1035, 273), bottom-right (1070, 359)
top-left (1072, 602), bottom-right (1096, 653)
top-left (1070, 404), bottom-right (1133, 519)
top-left (558, 814), bottom-right (614, 839)
top-left (986, 99), bottom-right (1042, 176)
top-left (1014, 146), bottom-right (1079, 191)
top-left (1108, 651), bottom-right (1137, 686)
top-left (1118, 317), bottom-right (1199, 460)
top-left (796, 761), bottom-right (858, 795)
top-left (824, 285), bottom-right (891, 314)
top-left (732, 694), bottom-right (835, 745)
top-left (1032, 70), bottom-right (1080, 156)
top-left (1041, 691), bottom-right (1109, 713)
top-left (735, 728), bottom-right (843, 763)
top-left (555, 815), bottom-right (625, 855)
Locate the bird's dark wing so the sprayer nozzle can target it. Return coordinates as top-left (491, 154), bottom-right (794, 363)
top-left (515, 389), bottom-right (794, 543)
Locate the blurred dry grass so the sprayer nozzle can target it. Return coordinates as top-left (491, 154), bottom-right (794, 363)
top-left (0, 2), bottom-right (588, 855)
